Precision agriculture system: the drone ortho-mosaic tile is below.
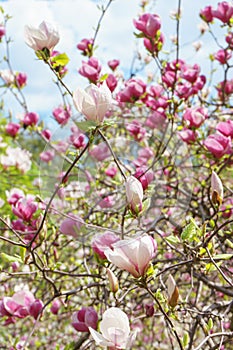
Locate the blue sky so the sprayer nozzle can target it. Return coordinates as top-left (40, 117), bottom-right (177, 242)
top-left (0, 0), bottom-right (224, 127)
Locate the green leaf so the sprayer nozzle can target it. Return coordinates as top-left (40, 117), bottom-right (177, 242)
top-left (165, 235), bottom-right (180, 245)
top-left (99, 73), bottom-right (108, 82)
top-left (213, 253), bottom-right (233, 260)
top-left (1, 252), bottom-right (22, 263)
top-left (35, 48), bottom-right (50, 61)
top-left (181, 221), bottom-right (196, 241)
top-left (207, 318), bottom-right (213, 331)
top-left (76, 120), bottom-right (97, 132)
top-left (182, 332), bottom-right (189, 347)
top-left (51, 53), bottom-right (69, 67)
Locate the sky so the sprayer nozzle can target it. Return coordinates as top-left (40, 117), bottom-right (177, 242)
top-left (0, 0), bottom-right (224, 126)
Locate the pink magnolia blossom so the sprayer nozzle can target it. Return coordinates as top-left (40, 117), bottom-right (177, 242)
top-left (134, 167), bottom-right (154, 191)
top-left (91, 231), bottom-right (120, 259)
top-left (0, 290), bottom-right (43, 320)
top-left (50, 299), bottom-right (62, 315)
top-left (15, 72), bottom-right (27, 88)
top-left (98, 195), bottom-right (115, 209)
top-left (212, 1), bottom-right (233, 24)
top-left (126, 120), bottom-right (146, 141)
top-left (117, 78), bottom-right (146, 103)
top-left (204, 133), bottom-right (232, 158)
top-left (143, 33), bottom-right (164, 53)
top-left (0, 69), bottom-right (15, 85)
top-left (108, 59), bottom-right (120, 71)
top-left (146, 110), bottom-right (166, 129)
top-left (105, 234), bottom-right (157, 278)
top-left (22, 112), bottom-right (39, 126)
top-left (125, 175), bottom-right (143, 214)
top-left (106, 73), bottom-right (118, 92)
top-left (105, 165), bottom-right (118, 178)
top-left (0, 146), bottom-right (32, 173)
top-left (183, 106), bottom-right (208, 128)
top-left (226, 32), bottom-right (233, 48)
top-left (89, 307), bottom-right (132, 349)
top-left (78, 57), bottom-right (101, 83)
top-left (77, 38), bottom-right (94, 56)
top-left (178, 128), bottom-right (197, 144)
top-left (73, 83), bottom-right (112, 123)
top-left (39, 150), bottom-right (55, 163)
top-left (72, 307), bottom-right (98, 332)
top-left (6, 188), bottom-right (24, 205)
top-left (24, 21), bottom-right (59, 51)
top-left (216, 79), bottom-right (233, 99)
top-left (89, 142), bottom-right (111, 161)
top-left (41, 129), bottom-right (52, 141)
top-left (200, 5), bottom-right (214, 22)
top-left (5, 122), bottom-right (20, 137)
top-left (0, 25), bottom-right (5, 39)
top-left (214, 49), bottom-right (232, 64)
top-left (69, 125), bottom-right (86, 149)
top-left (60, 214), bottom-right (84, 238)
top-left (133, 13), bottom-right (161, 38)
top-left (52, 105), bottom-right (71, 125)
top-left (216, 120), bottom-right (233, 138)
top-left (12, 198), bottom-right (38, 222)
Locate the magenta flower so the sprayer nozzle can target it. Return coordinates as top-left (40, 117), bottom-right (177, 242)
top-left (72, 307), bottom-right (98, 332)
top-left (12, 198), bottom-right (37, 222)
top-left (69, 125), bottom-right (86, 149)
top-left (214, 49), bottom-right (232, 64)
top-left (52, 105), bottom-right (71, 125)
top-left (133, 13), bottom-right (161, 38)
top-left (5, 122), bottom-right (20, 137)
top-left (28, 299), bottom-right (44, 319)
top-left (216, 120), bottom-right (233, 138)
top-left (106, 73), bottom-right (118, 92)
top-left (22, 112), bottom-right (39, 126)
top-left (134, 167), bottom-right (154, 191)
top-left (204, 133), bottom-right (232, 158)
top-left (212, 1), bottom-right (233, 24)
top-left (108, 59), bottom-right (120, 71)
top-left (0, 25), bottom-right (6, 40)
top-left (15, 72), bottom-right (27, 88)
top-left (183, 106), bottom-right (208, 128)
top-left (50, 299), bottom-right (62, 315)
top-left (200, 5), bottom-right (214, 22)
top-left (24, 21), bottom-right (59, 51)
top-left (126, 120), bottom-right (146, 141)
top-left (39, 150), bottom-right (55, 163)
top-left (73, 83), bottom-right (112, 124)
top-left (117, 78), bottom-right (146, 103)
top-left (77, 38), bottom-right (94, 56)
top-left (178, 129), bottom-right (197, 144)
top-left (78, 57), bottom-right (101, 83)
top-left (91, 231), bottom-right (120, 259)
top-left (41, 129), bottom-right (52, 141)
top-left (60, 214), bottom-right (84, 238)
top-left (105, 234), bottom-right (157, 278)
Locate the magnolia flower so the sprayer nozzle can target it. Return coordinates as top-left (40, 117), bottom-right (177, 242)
top-left (24, 21), bottom-right (59, 51)
top-left (89, 307), bottom-right (132, 349)
top-left (166, 274), bottom-right (179, 307)
top-left (73, 83), bottom-right (112, 123)
top-left (105, 234), bottom-right (157, 278)
top-left (211, 171), bottom-right (223, 206)
top-left (106, 268), bottom-right (119, 293)
top-left (72, 307), bottom-right (98, 332)
top-left (60, 214), bottom-right (84, 238)
top-left (125, 176), bottom-right (143, 214)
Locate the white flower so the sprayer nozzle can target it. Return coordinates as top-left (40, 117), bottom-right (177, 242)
top-left (89, 307), bottom-right (133, 349)
top-left (24, 21), bottom-right (59, 51)
top-left (211, 171), bottom-right (223, 205)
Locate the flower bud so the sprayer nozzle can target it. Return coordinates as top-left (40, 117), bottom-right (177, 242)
top-left (167, 274), bottom-right (179, 307)
top-left (106, 268), bottom-right (119, 293)
top-left (29, 299), bottom-right (44, 319)
top-left (125, 176), bottom-right (143, 215)
top-left (211, 171), bottom-right (223, 206)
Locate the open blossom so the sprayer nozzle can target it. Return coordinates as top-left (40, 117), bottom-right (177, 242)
top-left (0, 290), bottom-right (43, 321)
top-left (78, 57), bottom-right (101, 83)
top-left (60, 214), bottom-right (84, 238)
top-left (77, 38), bottom-right (94, 56)
top-left (0, 146), bottom-right (32, 173)
top-left (72, 307), bottom-right (98, 332)
top-left (89, 307), bottom-right (132, 349)
top-left (126, 120), bottom-right (146, 141)
top-left (22, 112), bottom-right (39, 126)
top-left (0, 69), bottom-right (15, 85)
top-left (24, 21), bottom-right (59, 51)
top-left (133, 13), bottom-right (161, 38)
top-left (91, 231), bottom-right (120, 259)
top-left (183, 106), bottom-right (208, 128)
top-left (216, 120), bottom-right (233, 138)
top-left (89, 142), bottom-right (111, 161)
top-left (200, 5), bottom-right (214, 22)
top-left (69, 125), bottom-right (86, 149)
top-left (125, 175), bottom-right (143, 214)
top-left (204, 133), bottom-right (232, 158)
top-left (105, 234), bottom-right (157, 278)
top-left (73, 83), bottom-right (112, 123)
top-left (178, 128), bottom-right (197, 144)
top-left (5, 122), bottom-right (20, 137)
top-left (214, 49), bottom-right (232, 64)
top-left (12, 197), bottom-right (38, 222)
top-left (211, 171), bottom-right (224, 206)
top-left (117, 78), bottom-right (146, 103)
top-left (212, 1), bottom-right (233, 24)
top-left (52, 105), bottom-right (71, 125)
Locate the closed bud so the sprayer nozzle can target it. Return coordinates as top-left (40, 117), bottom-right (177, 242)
top-left (167, 274), bottom-right (179, 307)
top-left (211, 171), bottom-right (223, 206)
top-left (106, 268), bottom-right (119, 293)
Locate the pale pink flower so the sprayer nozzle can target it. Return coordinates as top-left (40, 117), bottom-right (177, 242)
top-left (105, 234), bottom-right (157, 278)
top-left (183, 106), bottom-right (208, 128)
top-left (77, 38), bottom-right (94, 56)
top-left (0, 69), bottom-right (15, 85)
top-left (91, 231), bottom-right (120, 259)
top-left (216, 120), bottom-right (233, 138)
top-left (211, 171), bottom-right (224, 205)
top-left (133, 13), bottom-right (161, 38)
top-left (73, 83), bottom-right (112, 123)
top-left (78, 57), bottom-right (101, 83)
top-left (24, 21), bottom-right (59, 51)
top-left (60, 214), bottom-right (84, 238)
top-left (39, 150), bottom-right (55, 163)
top-left (204, 133), bottom-right (232, 158)
top-left (125, 176), bottom-right (143, 214)
top-left (89, 142), bottom-right (111, 161)
top-left (52, 105), bottom-right (71, 125)
top-left (72, 307), bottom-right (98, 332)
top-left (89, 307), bottom-right (132, 349)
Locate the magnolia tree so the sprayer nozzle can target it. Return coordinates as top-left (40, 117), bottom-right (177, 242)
top-left (0, 0), bottom-right (233, 349)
